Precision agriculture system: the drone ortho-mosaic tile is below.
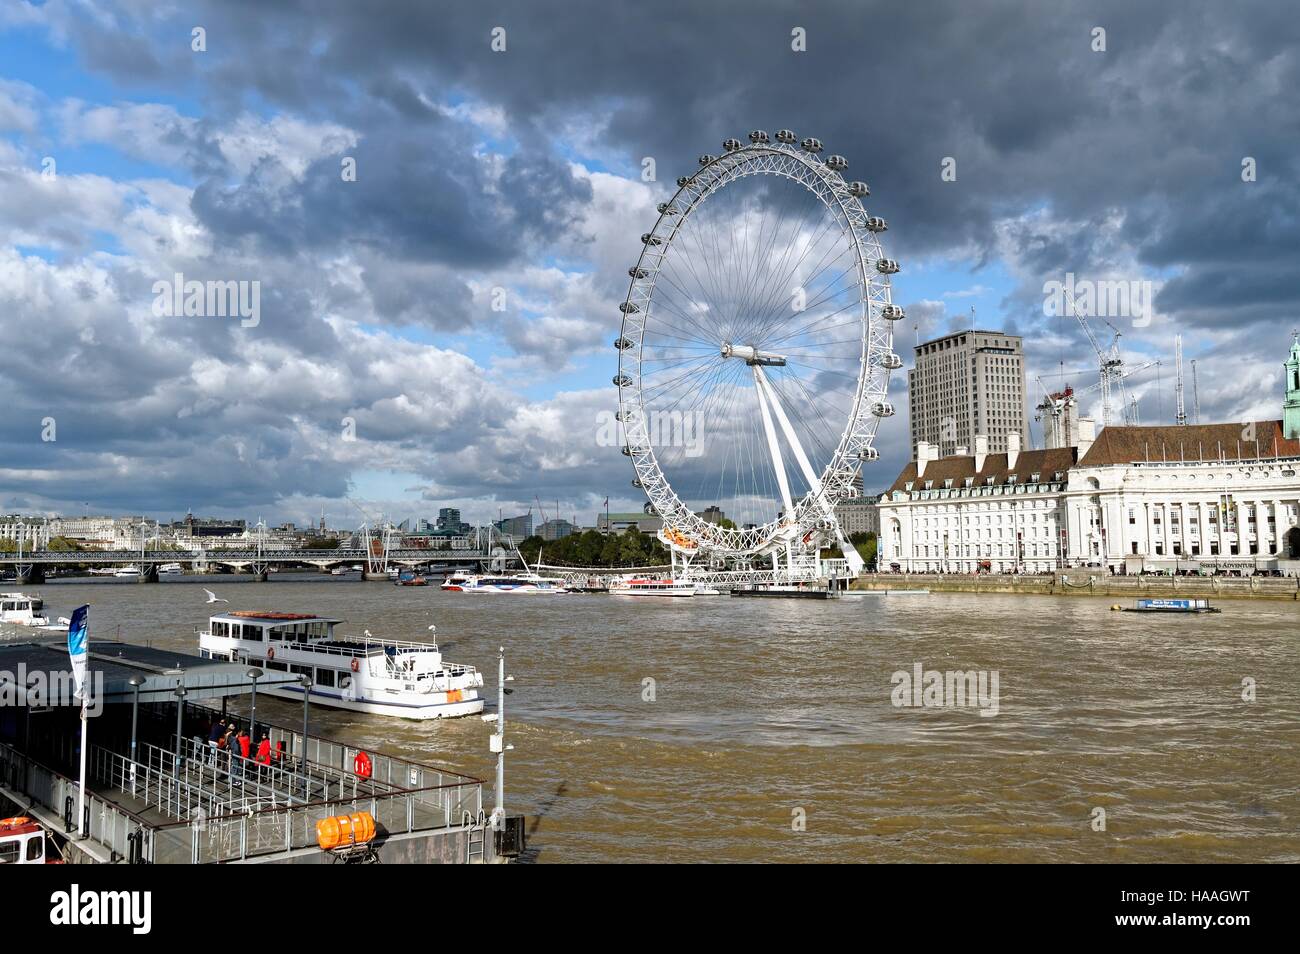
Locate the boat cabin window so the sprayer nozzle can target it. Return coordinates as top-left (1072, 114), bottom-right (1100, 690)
top-left (316, 668), bottom-right (336, 688)
top-left (0, 840), bottom-right (18, 864)
top-left (26, 837), bottom-right (42, 862)
top-left (269, 621), bottom-right (330, 641)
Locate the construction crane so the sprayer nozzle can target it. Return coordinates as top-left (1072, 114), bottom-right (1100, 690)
top-left (1174, 335), bottom-right (1187, 425)
top-left (1034, 376), bottom-right (1079, 449)
top-left (1067, 292), bottom-right (1128, 426)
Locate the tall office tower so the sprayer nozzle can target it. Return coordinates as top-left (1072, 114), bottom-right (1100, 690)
top-left (908, 329), bottom-right (1030, 459)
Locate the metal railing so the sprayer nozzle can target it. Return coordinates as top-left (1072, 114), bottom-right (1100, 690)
top-left (0, 741), bottom-right (153, 863)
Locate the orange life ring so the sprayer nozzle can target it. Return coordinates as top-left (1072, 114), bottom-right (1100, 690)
top-left (350, 657), bottom-right (360, 673)
top-left (0, 816), bottom-right (32, 829)
top-left (353, 751), bottom-right (372, 778)
top-left (267, 647), bottom-right (275, 661)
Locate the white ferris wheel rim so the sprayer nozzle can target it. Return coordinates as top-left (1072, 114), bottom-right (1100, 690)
top-left (615, 135), bottom-right (899, 559)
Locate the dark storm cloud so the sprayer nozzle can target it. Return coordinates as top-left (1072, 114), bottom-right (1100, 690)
top-left (67, 0), bottom-right (1300, 332)
top-left (190, 116), bottom-right (591, 273)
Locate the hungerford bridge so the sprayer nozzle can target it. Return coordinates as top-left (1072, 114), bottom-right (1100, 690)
top-left (0, 537), bottom-right (521, 584)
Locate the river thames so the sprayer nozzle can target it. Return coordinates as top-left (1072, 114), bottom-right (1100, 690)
top-left (9, 575), bottom-right (1299, 863)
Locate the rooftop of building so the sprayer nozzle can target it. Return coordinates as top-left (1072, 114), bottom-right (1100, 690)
top-left (914, 328), bottom-right (1023, 353)
top-left (886, 445), bottom-right (1079, 494)
top-left (1077, 419), bottom-right (1299, 466)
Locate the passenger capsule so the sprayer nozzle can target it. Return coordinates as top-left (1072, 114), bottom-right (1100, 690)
top-left (656, 202), bottom-right (679, 215)
top-left (641, 233), bottom-right (662, 246)
top-left (748, 129), bottom-right (769, 143)
top-left (619, 302), bottom-right (639, 314)
top-left (631, 478), bottom-right (643, 488)
top-left (613, 374), bottom-right (632, 387)
top-left (825, 155), bottom-right (848, 171)
top-left (621, 446), bottom-right (632, 456)
top-left (722, 138), bottom-right (742, 152)
top-left (698, 154), bottom-right (716, 166)
top-left (628, 267), bottom-right (648, 279)
top-left (800, 137), bottom-right (823, 153)
top-left (848, 181), bottom-right (870, 198)
top-left (857, 446), bottom-right (880, 462)
top-left (614, 337), bottom-right (633, 350)
top-left (877, 351), bottom-right (903, 370)
top-left (876, 259), bottom-right (900, 275)
top-left (775, 129), bottom-right (797, 144)
top-left (880, 304), bottom-right (905, 320)
top-left (871, 401), bottom-right (895, 418)
top-left (676, 176), bottom-right (691, 187)
top-left (865, 216), bottom-right (887, 232)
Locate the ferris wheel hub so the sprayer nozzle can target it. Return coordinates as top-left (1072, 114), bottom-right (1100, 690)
top-left (720, 342), bottom-right (787, 367)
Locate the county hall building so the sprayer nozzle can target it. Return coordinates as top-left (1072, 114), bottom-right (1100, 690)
top-left (876, 337), bottom-right (1300, 575)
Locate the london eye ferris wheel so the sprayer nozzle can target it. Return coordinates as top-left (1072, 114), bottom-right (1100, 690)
top-left (613, 129), bottom-right (904, 576)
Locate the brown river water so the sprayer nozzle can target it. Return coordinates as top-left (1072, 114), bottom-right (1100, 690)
top-left (13, 574), bottom-right (1300, 863)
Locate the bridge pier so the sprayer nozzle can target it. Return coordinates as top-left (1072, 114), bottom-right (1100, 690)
top-left (135, 565), bottom-right (159, 583)
top-left (14, 565), bottom-right (44, 585)
top-left (361, 572), bottom-right (390, 582)
top-left (250, 571), bottom-right (268, 583)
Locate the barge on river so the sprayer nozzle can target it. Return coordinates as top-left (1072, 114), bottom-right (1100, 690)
top-left (1119, 597), bottom-right (1221, 614)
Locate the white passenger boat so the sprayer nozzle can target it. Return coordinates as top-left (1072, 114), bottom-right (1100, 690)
top-left (609, 577), bottom-right (697, 597)
top-left (198, 611), bottom-right (485, 719)
top-left (158, 562), bottom-right (183, 575)
top-left (0, 592), bottom-right (58, 627)
top-left (440, 572), bottom-right (472, 590)
top-left (444, 572), bottom-right (567, 594)
top-left (114, 565), bottom-right (141, 578)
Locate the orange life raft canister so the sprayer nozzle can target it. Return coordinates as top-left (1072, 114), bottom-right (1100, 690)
top-left (315, 811), bottom-right (376, 850)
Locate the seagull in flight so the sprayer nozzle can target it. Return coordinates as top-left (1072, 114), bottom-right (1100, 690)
top-left (203, 589), bottom-right (228, 604)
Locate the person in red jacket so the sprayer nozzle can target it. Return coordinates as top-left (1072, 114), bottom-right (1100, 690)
top-left (255, 733), bottom-right (271, 765)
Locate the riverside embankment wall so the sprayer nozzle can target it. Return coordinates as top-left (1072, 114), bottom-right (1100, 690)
top-left (851, 573), bottom-right (1300, 601)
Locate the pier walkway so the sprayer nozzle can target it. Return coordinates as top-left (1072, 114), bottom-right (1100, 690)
top-left (0, 639), bottom-right (489, 863)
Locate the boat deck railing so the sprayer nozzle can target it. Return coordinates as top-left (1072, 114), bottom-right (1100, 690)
top-left (273, 634), bottom-right (448, 659)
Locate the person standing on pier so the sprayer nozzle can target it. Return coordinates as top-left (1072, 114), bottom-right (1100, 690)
top-left (225, 723), bottom-right (242, 786)
top-left (207, 717), bottom-right (226, 765)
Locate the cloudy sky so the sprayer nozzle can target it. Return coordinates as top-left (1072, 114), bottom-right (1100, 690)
top-left (2, 0), bottom-right (1297, 528)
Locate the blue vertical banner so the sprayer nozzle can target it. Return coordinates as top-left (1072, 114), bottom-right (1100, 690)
top-left (67, 604), bottom-right (89, 701)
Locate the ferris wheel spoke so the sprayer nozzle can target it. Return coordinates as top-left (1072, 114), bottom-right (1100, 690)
top-left (762, 301), bottom-right (863, 348)
top-left (741, 205), bottom-right (843, 344)
top-left (646, 275), bottom-right (728, 346)
top-left (747, 227), bottom-right (855, 347)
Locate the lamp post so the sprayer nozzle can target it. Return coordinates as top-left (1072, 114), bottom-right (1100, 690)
top-left (246, 668), bottom-right (262, 739)
top-left (299, 675), bottom-right (312, 799)
top-left (173, 682), bottom-right (187, 774)
top-left (128, 676), bottom-right (143, 796)
top-left (128, 676), bottom-right (143, 763)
